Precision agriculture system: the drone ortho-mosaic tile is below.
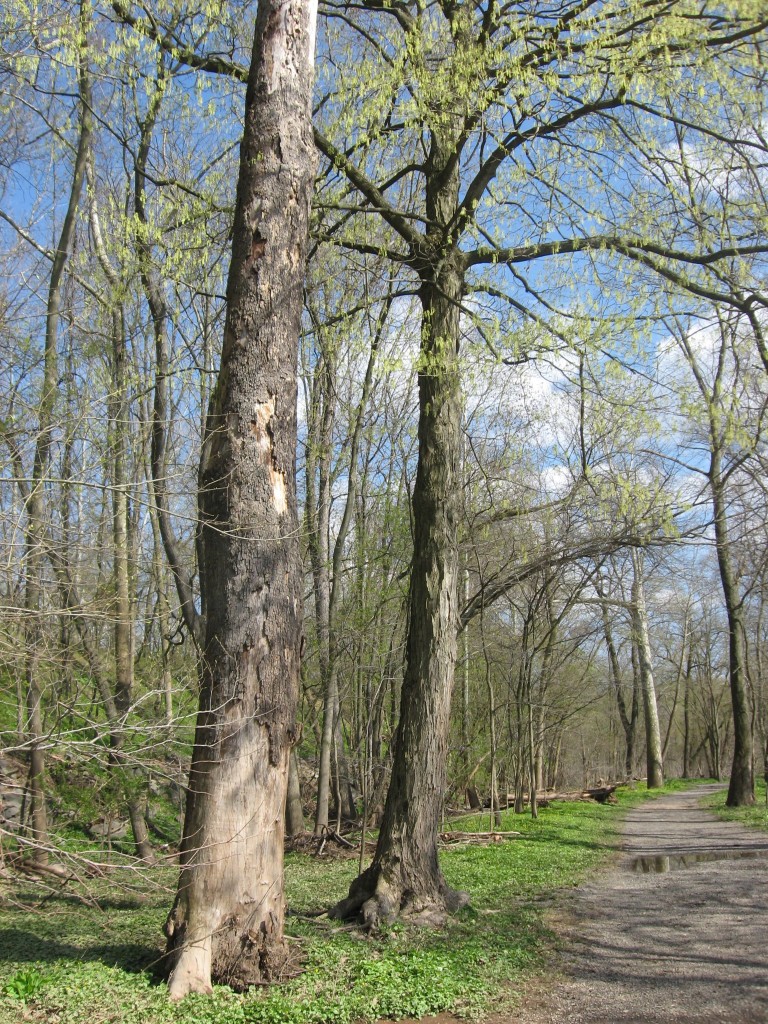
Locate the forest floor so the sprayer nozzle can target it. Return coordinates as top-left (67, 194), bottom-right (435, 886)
top-left (510, 785), bottom-right (768, 1024)
top-left (2, 784), bottom-right (766, 1024)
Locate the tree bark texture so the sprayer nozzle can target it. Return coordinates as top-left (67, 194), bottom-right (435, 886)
top-left (327, 102), bottom-right (469, 925)
top-left (330, 258), bottom-right (467, 926)
top-left (164, 0), bottom-right (316, 996)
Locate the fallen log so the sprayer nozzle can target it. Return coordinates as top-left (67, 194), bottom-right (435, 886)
top-left (439, 830), bottom-right (521, 845)
top-left (544, 784), bottom-right (619, 804)
top-left (584, 785), bottom-right (618, 804)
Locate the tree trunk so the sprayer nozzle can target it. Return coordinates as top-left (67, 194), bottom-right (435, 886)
top-left (164, 0), bottom-right (316, 997)
top-left (329, 253), bottom-right (467, 926)
top-left (135, 63), bottom-right (203, 650)
top-left (631, 550), bottom-right (663, 789)
top-left (674, 319), bottom-right (755, 803)
top-left (87, 105), bottom-right (154, 863)
top-left (461, 570), bottom-right (471, 796)
top-left (21, 8), bottom-right (92, 865)
top-left (306, 349), bottom-right (335, 832)
top-left (683, 642), bottom-right (692, 778)
top-left (285, 750), bottom-right (305, 836)
top-left (598, 578), bottom-right (638, 778)
top-left (712, 470), bottom-right (755, 806)
top-left (662, 609), bottom-right (688, 763)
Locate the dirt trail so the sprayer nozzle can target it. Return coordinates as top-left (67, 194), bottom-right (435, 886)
top-left (517, 786), bottom-right (768, 1024)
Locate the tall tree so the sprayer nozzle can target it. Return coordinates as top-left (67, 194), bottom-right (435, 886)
top-left (163, 0), bottom-right (318, 997)
top-left (7, 0), bottom-right (93, 866)
top-left (631, 549), bottom-right (664, 789)
top-left (107, 0), bottom-right (768, 923)
top-left (667, 309), bottom-right (766, 805)
top-left (320, 0), bottom-right (768, 924)
top-left (597, 572), bottom-right (639, 778)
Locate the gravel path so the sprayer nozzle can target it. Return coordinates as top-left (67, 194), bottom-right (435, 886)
top-left (517, 786), bottom-right (768, 1024)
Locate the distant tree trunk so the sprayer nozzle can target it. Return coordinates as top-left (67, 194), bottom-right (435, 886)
top-left (631, 551), bottom-right (663, 789)
top-left (285, 751), bottom-right (305, 836)
top-left (527, 696), bottom-right (538, 820)
top-left (480, 602), bottom-right (502, 827)
top-left (711, 468), bottom-right (755, 807)
top-left (306, 351), bottom-right (335, 832)
top-left (164, 0), bottom-right (317, 997)
top-left (135, 61), bottom-right (203, 651)
top-left (21, 11), bottom-right (92, 864)
top-left (86, 103), bottom-right (154, 863)
top-left (461, 571), bottom-right (472, 802)
top-left (682, 641), bottom-right (693, 778)
top-left (662, 609), bottom-right (689, 763)
top-left (532, 598), bottom-right (557, 799)
top-left (138, 397), bottom-right (174, 728)
top-left (548, 730), bottom-right (563, 790)
top-left (598, 578), bottom-right (638, 777)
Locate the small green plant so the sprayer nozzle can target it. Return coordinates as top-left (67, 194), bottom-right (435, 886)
top-left (3, 967), bottom-right (45, 1002)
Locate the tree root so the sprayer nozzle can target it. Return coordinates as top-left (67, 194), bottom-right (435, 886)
top-left (328, 862), bottom-right (469, 931)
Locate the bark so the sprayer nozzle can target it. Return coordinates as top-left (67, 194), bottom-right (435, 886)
top-left (326, 96), bottom-right (475, 924)
top-left (631, 551), bottom-right (664, 790)
top-left (682, 642), bottom-right (692, 778)
top-left (532, 593), bottom-right (557, 803)
top-left (674, 317), bottom-right (755, 803)
top-left (306, 353), bottom-right (336, 831)
top-left (138, 387), bottom-right (175, 728)
top-left (480, 601), bottom-right (502, 827)
top-left (527, 695), bottom-right (537, 820)
top-left (461, 570), bottom-right (471, 794)
top-left (164, 0), bottom-right (316, 996)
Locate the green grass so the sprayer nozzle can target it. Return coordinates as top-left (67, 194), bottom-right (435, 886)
top-left (0, 783), bottom-right (673, 1024)
top-left (702, 777), bottom-right (768, 830)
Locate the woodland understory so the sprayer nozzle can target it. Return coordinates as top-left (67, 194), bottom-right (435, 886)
top-left (1, 0), bottom-right (768, 999)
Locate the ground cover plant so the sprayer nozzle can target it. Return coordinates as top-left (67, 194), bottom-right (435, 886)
top-left (0, 785), bottom-right (667, 1024)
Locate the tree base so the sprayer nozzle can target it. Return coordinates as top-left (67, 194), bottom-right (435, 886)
top-left (328, 862), bottom-right (469, 931)
top-left (166, 908), bottom-right (293, 998)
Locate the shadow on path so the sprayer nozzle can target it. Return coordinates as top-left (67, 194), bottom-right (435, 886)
top-left (517, 786), bottom-right (768, 1024)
